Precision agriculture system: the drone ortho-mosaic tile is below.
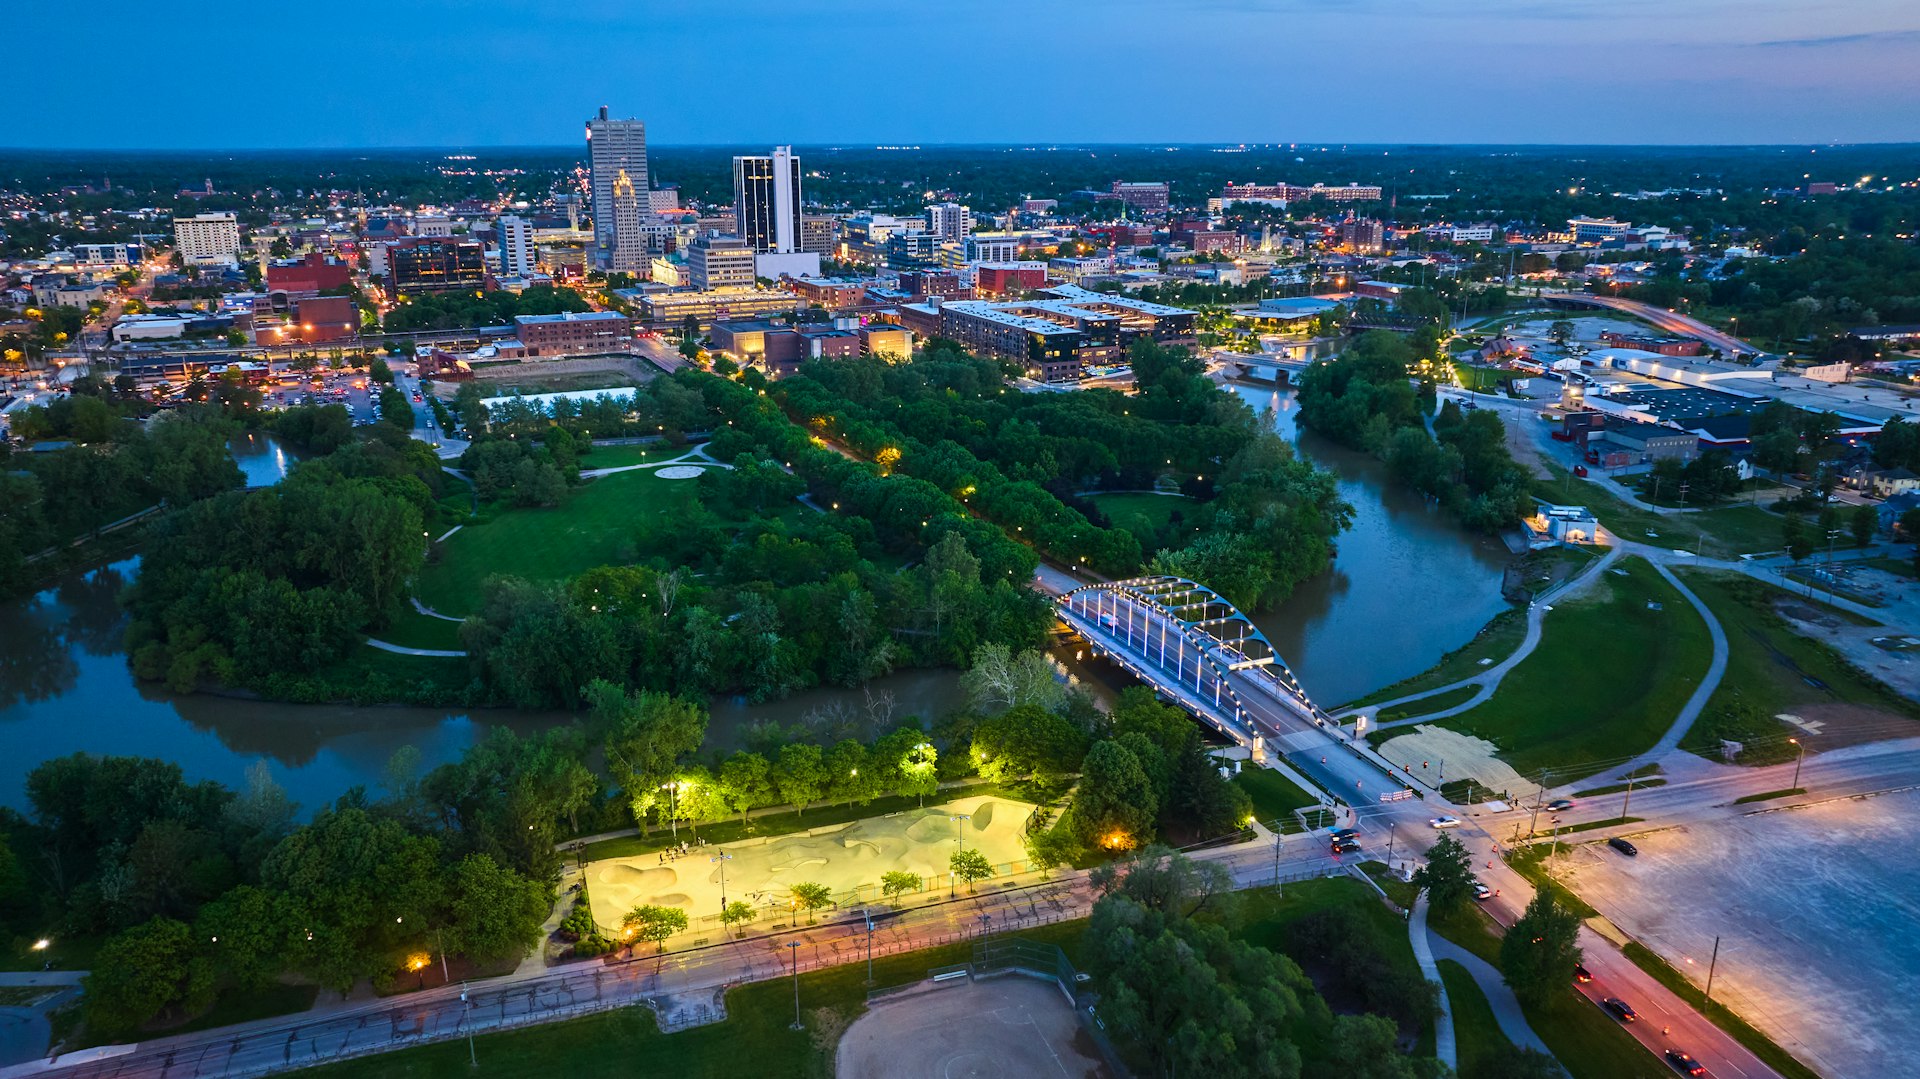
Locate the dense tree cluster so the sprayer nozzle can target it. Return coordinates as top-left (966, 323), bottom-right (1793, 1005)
top-left (379, 285), bottom-right (590, 333)
top-left (0, 402), bottom-right (244, 595)
top-left (123, 438), bottom-right (437, 691)
top-left (1300, 331), bottom-right (1533, 531)
top-left (1, 751), bottom-right (554, 1038)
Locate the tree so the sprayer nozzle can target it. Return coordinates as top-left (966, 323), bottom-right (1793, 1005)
top-left (1851, 502), bottom-right (1879, 548)
top-left (621, 904), bottom-right (688, 954)
top-left (960, 643), bottom-right (1065, 714)
top-left (1782, 513), bottom-right (1813, 564)
top-left (192, 885), bottom-right (284, 994)
top-left (262, 807), bottom-right (444, 992)
top-left (949, 848), bottom-right (994, 892)
top-left (721, 900), bottom-right (756, 938)
top-left (1411, 834), bottom-right (1475, 914)
top-left (83, 917), bottom-right (211, 1037)
top-left (718, 751), bottom-right (773, 825)
top-left (1501, 891), bottom-right (1583, 1009)
top-left (1070, 740), bottom-right (1158, 849)
top-left (1325, 1013), bottom-right (1415, 1079)
top-left (969, 704), bottom-right (1089, 784)
top-left (589, 682), bottom-right (708, 830)
top-left (880, 870), bottom-right (921, 903)
top-left (774, 742), bottom-right (828, 816)
top-left (445, 854), bottom-right (549, 965)
top-left (787, 881), bottom-right (834, 924)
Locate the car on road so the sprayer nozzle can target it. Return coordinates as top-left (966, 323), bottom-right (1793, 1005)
top-left (1330, 827), bottom-right (1358, 840)
top-left (1429, 816), bottom-right (1461, 829)
top-left (1547, 799), bottom-right (1575, 811)
top-left (1472, 882), bottom-right (1492, 901)
top-left (1602, 997), bottom-right (1639, 1022)
top-left (1331, 838), bottom-right (1362, 855)
top-left (1608, 837), bottom-right (1638, 857)
top-left (1573, 964), bottom-right (1593, 983)
top-left (1664, 1050), bottom-right (1706, 1076)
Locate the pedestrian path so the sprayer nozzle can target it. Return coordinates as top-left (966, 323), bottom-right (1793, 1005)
top-left (1410, 894), bottom-right (1458, 1071)
top-left (363, 638), bottom-right (466, 658)
top-left (1427, 933), bottom-right (1552, 1056)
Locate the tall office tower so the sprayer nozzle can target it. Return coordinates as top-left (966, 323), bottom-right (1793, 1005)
top-left (927, 202), bottom-right (972, 242)
top-left (732, 145), bottom-right (802, 253)
top-left (498, 214), bottom-right (535, 277)
top-left (609, 170), bottom-right (649, 273)
top-left (586, 105), bottom-right (648, 268)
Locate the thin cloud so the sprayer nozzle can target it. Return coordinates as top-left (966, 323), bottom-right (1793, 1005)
top-left (1754, 28), bottom-right (1920, 47)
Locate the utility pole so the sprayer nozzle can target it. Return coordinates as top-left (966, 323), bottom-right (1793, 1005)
top-left (459, 983), bottom-right (476, 1068)
top-left (1790, 737), bottom-right (1805, 790)
top-left (1621, 774), bottom-right (1636, 818)
top-left (1703, 935), bottom-right (1722, 1008)
top-left (787, 941), bottom-right (804, 1030)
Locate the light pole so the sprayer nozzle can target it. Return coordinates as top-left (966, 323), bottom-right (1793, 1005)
top-left (787, 941), bottom-right (804, 1031)
top-left (1790, 737), bottom-right (1805, 790)
top-left (1621, 774), bottom-right (1636, 819)
top-left (459, 982), bottom-right (476, 1068)
top-left (712, 852), bottom-right (733, 929)
top-left (661, 781), bottom-right (680, 840)
top-left (948, 814), bottom-right (971, 897)
top-left (864, 913), bottom-right (876, 987)
top-left (1272, 825), bottom-right (1284, 888)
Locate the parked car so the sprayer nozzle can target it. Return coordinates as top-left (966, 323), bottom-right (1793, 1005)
top-left (1664, 1050), bottom-right (1706, 1076)
top-left (1573, 465), bottom-right (1588, 477)
top-left (1602, 997), bottom-right (1639, 1022)
top-left (1429, 816), bottom-right (1461, 829)
top-left (1608, 837), bottom-right (1639, 857)
top-left (1573, 964), bottom-right (1593, 983)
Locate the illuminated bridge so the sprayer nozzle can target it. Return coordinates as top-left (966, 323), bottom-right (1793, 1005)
top-left (1055, 576), bottom-right (1332, 751)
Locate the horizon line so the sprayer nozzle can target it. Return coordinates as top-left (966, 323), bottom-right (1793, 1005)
top-left (3, 140), bottom-right (1919, 155)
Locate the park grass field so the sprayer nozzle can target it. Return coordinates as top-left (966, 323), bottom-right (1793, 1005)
top-left (1437, 959), bottom-right (1512, 1075)
top-left (414, 468), bottom-right (700, 615)
top-left (1088, 491), bottom-right (1193, 532)
top-left (1341, 607), bottom-right (1527, 710)
top-left (1674, 569), bottom-right (1920, 764)
top-left (370, 606), bottom-right (464, 651)
top-left (1233, 767), bottom-right (1322, 832)
top-left (1433, 556), bottom-right (1712, 783)
top-left (577, 442), bottom-right (681, 469)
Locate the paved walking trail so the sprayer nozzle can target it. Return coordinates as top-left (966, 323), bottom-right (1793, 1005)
top-left (1427, 933), bottom-right (1552, 1056)
top-left (1409, 895), bottom-right (1457, 1071)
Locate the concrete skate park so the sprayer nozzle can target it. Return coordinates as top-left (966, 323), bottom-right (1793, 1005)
top-left (586, 793), bottom-right (1038, 931)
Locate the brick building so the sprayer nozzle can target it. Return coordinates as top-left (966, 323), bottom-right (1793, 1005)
top-left (512, 311), bottom-right (632, 356)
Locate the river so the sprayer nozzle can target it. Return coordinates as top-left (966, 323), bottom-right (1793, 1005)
top-left (0, 397), bottom-right (1510, 811)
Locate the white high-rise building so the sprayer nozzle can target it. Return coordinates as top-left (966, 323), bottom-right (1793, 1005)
top-left (172, 212), bottom-right (240, 265)
top-left (498, 214), bottom-right (535, 277)
top-left (609, 171), bottom-right (649, 274)
top-left (927, 202), bottom-right (972, 242)
top-left (733, 146), bottom-right (801, 254)
top-left (586, 105), bottom-right (648, 269)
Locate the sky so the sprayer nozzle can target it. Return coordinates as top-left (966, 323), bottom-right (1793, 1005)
top-left (15, 0), bottom-right (1920, 148)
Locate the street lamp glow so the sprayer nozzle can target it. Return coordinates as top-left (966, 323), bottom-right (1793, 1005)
top-left (31, 939), bottom-right (50, 951)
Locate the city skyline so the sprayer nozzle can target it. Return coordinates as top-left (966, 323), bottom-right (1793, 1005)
top-left (10, 0), bottom-right (1918, 149)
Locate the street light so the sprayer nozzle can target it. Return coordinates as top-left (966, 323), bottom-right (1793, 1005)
top-left (712, 852), bottom-right (733, 928)
top-left (948, 814), bottom-right (971, 896)
top-left (1790, 737), bottom-right (1805, 790)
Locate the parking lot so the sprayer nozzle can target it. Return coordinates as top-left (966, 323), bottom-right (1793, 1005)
top-left (1555, 787), bottom-right (1920, 1079)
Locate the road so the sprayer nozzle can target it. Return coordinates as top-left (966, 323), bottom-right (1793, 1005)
top-left (1542, 292), bottom-right (1763, 357)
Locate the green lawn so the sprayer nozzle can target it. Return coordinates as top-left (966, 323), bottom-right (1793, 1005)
top-left (1674, 570), bottom-right (1920, 765)
top-left (1438, 959), bottom-right (1513, 1077)
top-left (1358, 861), bottom-right (1419, 908)
top-left (296, 921), bottom-right (1087, 1079)
top-left (416, 469), bottom-right (700, 615)
top-left (1088, 491), bottom-right (1193, 532)
top-left (1435, 557), bottom-right (1712, 783)
top-left (1526, 992), bottom-right (1669, 1079)
top-left (1532, 466), bottom-right (1789, 559)
top-left (1234, 768), bottom-right (1323, 832)
top-left (370, 606), bottom-right (465, 651)
top-left (1340, 607), bottom-right (1527, 710)
top-left (579, 442), bottom-right (680, 469)
top-left (1863, 556), bottom-right (1916, 579)
top-left (1378, 683), bottom-right (1480, 723)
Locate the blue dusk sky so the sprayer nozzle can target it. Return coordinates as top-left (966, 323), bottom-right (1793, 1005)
top-left (14, 0), bottom-right (1919, 147)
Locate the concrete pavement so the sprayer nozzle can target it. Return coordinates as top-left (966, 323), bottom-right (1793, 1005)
top-left (1409, 895), bottom-right (1457, 1071)
top-left (1426, 935), bottom-right (1551, 1057)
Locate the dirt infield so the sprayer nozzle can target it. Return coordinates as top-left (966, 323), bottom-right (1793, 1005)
top-left (837, 976), bottom-right (1110, 1079)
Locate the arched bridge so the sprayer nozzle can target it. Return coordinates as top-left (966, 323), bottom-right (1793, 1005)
top-left (1055, 576), bottom-right (1331, 750)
